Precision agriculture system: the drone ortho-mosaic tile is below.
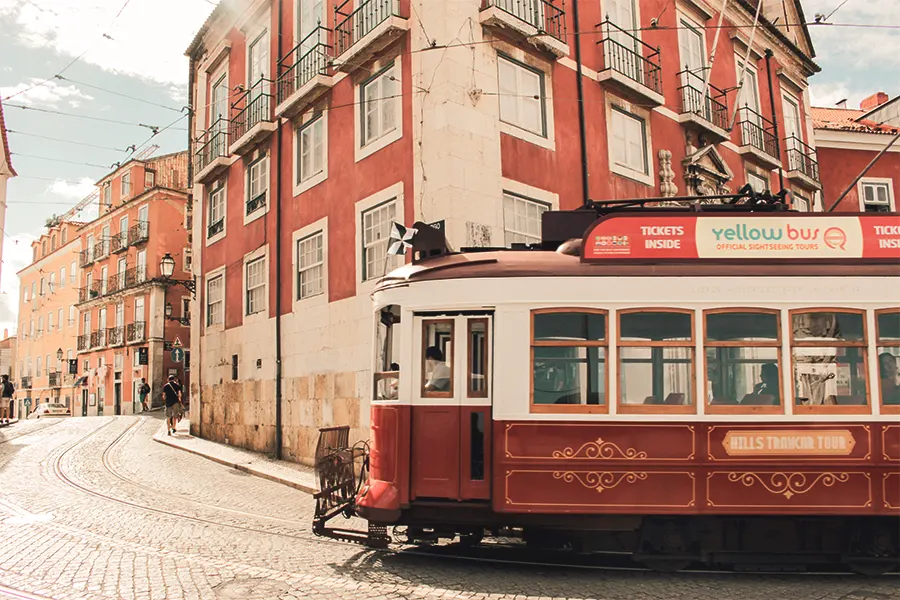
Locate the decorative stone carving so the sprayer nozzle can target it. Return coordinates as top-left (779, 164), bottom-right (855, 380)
top-left (682, 143), bottom-right (733, 200)
top-left (658, 150), bottom-right (677, 198)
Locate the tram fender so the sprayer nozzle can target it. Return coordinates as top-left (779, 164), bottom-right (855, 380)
top-left (356, 478), bottom-right (402, 523)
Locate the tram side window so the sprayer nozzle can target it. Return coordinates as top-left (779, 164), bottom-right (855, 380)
top-left (705, 311), bottom-right (781, 410)
top-left (791, 311), bottom-right (868, 408)
top-left (876, 310), bottom-right (900, 408)
top-left (619, 311), bottom-right (693, 409)
top-left (468, 319), bottom-right (489, 397)
top-left (373, 305), bottom-right (401, 400)
top-left (422, 320), bottom-right (454, 396)
top-left (531, 310), bottom-right (606, 408)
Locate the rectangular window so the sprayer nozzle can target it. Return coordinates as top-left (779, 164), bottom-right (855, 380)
top-left (184, 248), bottom-right (193, 272)
top-left (531, 311), bottom-right (606, 412)
top-left (503, 193), bottom-right (549, 246)
top-left (498, 55), bottom-right (545, 136)
top-left (36, 356), bottom-right (42, 377)
top-left (468, 319), bottom-right (489, 398)
top-left (59, 308), bottom-right (64, 330)
top-left (791, 310), bottom-right (868, 412)
top-left (207, 275), bottom-right (224, 327)
top-left (69, 305), bottom-right (76, 325)
top-left (705, 310), bottom-right (782, 413)
top-left (39, 278), bottom-right (45, 296)
top-left (360, 63), bottom-right (398, 146)
top-left (245, 257), bottom-right (266, 315)
top-left (60, 266), bottom-right (66, 288)
top-left (121, 173), bottom-right (131, 198)
top-left (747, 171), bottom-right (768, 193)
top-left (297, 115), bottom-right (325, 184)
top-left (297, 232), bottom-right (324, 299)
top-left (145, 170), bottom-right (156, 188)
top-left (49, 273), bottom-right (56, 292)
top-left (61, 228), bottom-right (67, 245)
top-left (70, 261), bottom-right (77, 282)
top-left (103, 183), bottom-right (111, 207)
top-left (248, 30), bottom-right (270, 86)
top-left (793, 192), bottom-right (810, 212)
top-left (37, 316), bottom-right (43, 335)
top-left (610, 107), bottom-right (648, 175)
top-left (361, 200), bottom-right (397, 281)
top-left (860, 181), bottom-right (893, 212)
top-left (618, 310), bottom-right (694, 412)
top-left (876, 310), bottom-right (899, 413)
top-left (247, 156), bottom-right (268, 215)
top-left (208, 182), bottom-right (226, 238)
top-left (422, 320), bottom-right (454, 397)
top-left (48, 311), bottom-right (54, 332)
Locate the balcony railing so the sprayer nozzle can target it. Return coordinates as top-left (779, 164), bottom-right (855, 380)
top-left (78, 286), bottom-right (90, 303)
top-left (736, 106), bottom-right (779, 160)
top-left (107, 271), bottom-right (125, 295)
top-left (598, 18), bottom-right (661, 96)
top-left (20, 376), bottom-right (32, 389)
top-left (90, 329), bottom-right (107, 349)
top-left (676, 68), bottom-right (728, 131)
top-left (230, 77), bottom-right (274, 144)
top-left (482, 0), bottom-right (566, 43)
top-left (785, 135), bottom-right (820, 182)
top-left (277, 26), bottom-right (332, 107)
top-left (77, 334), bottom-right (89, 351)
top-left (124, 265), bottom-right (148, 288)
top-left (208, 219), bottom-right (224, 238)
top-left (128, 221), bottom-right (149, 246)
top-left (194, 118), bottom-right (230, 176)
top-left (93, 239), bottom-right (109, 261)
top-left (127, 321), bottom-right (146, 343)
top-left (246, 193), bottom-right (266, 216)
top-left (107, 326), bottom-right (125, 346)
top-left (79, 248), bottom-right (94, 268)
top-left (49, 372), bottom-right (61, 388)
top-left (110, 232), bottom-right (128, 253)
top-left (335, 0), bottom-right (403, 56)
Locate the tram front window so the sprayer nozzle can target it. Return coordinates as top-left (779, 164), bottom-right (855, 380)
top-left (373, 305), bottom-right (401, 400)
top-left (876, 311), bottom-right (899, 407)
top-left (791, 311), bottom-right (868, 407)
top-left (531, 311), bottom-right (606, 406)
top-left (705, 311), bottom-right (781, 407)
top-left (619, 311), bottom-right (693, 407)
top-left (422, 320), bottom-right (454, 395)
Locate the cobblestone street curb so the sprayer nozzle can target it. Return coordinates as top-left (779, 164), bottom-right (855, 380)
top-left (152, 419), bottom-right (318, 496)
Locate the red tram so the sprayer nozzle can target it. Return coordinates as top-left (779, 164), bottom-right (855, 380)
top-left (336, 199), bottom-right (900, 574)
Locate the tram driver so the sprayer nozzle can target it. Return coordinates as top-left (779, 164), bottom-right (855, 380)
top-left (424, 346), bottom-right (451, 392)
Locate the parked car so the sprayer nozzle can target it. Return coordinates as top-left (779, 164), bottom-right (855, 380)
top-left (29, 403), bottom-right (70, 419)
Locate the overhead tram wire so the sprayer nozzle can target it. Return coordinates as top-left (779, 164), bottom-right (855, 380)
top-left (4, 103), bottom-right (186, 131)
top-left (9, 153), bottom-right (109, 169)
top-left (53, 76), bottom-right (185, 113)
top-left (5, 130), bottom-right (130, 152)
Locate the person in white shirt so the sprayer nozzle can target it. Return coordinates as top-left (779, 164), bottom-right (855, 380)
top-left (424, 346), bottom-right (451, 392)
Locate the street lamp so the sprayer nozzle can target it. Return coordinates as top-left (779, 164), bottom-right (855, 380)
top-left (163, 300), bottom-right (189, 326)
top-left (153, 253), bottom-right (196, 298)
top-left (56, 348), bottom-right (63, 362)
top-left (165, 302), bottom-right (173, 318)
top-left (160, 253), bottom-right (176, 279)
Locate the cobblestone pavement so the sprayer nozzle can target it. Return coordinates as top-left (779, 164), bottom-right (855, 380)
top-left (0, 416), bottom-right (897, 600)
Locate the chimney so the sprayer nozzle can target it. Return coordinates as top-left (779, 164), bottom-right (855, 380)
top-left (860, 92), bottom-right (889, 111)
top-left (836, 99), bottom-right (848, 109)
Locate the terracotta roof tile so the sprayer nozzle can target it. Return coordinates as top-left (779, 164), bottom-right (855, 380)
top-left (811, 106), bottom-right (900, 135)
top-left (0, 97), bottom-right (16, 177)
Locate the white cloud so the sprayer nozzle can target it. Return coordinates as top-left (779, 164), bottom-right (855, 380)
top-left (809, 83), bottom-right (854, 108)
top-left (0, 0), bottom-right (215, 85)
top-left (47, 177), bottom-right (95, 200)
top-left (0, 79), bottom-right (93, 108)
top-left (0, 233), bottom-right (37, 337)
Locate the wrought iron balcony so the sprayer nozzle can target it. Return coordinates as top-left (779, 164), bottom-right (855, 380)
top-left (597, 18), bottom-right (662, 105)
top-left (246, 192), bottom-right (266, 216)
top-left (126, 321), bottom-right (146, 343)
top-left (208, 219), bottom-right (224, 239)
top-left (676, 68), bottom-right (729, 141)
top-left (785, 135), bottom-right (821, 187)
top-left (193, 118), bottom-right (230, 184)
top-left (79, 248), bottom-right (94, 268)
top-left (90, 329), bottom-right (107, 349)
top-left (93, 239), bottom-right (109, 261)
top-left (276, 26), bottom-right (334, 118)
top-left (735, 106), bottom-right (780, 168)
top-left (128, 221), bottom-right (149, 246)
top-left (110, 232), bottom-right (128, 253)
top-left (20, 376), bottom-right (32, 389)
top-left (77, 334), bottom-right (89, 352)
top-left (480, 0), bottom-right (567, 56)
top-left (333, 0), bottom-right (409, 71)
top-left (48, 372), bottom-right (61, 388)
top-left (78, 286), bottom-right (90, 303)
top-left (229, 78), bottom-right (277, 155)
top-left (107, 326), bottom-right (125, 346)
top-left (107, 271), bottom-right (125, 295)
top-left (124, 265), bottom-right (148, 288)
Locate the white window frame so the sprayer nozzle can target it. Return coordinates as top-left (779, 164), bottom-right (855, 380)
top-left (60, 266), bottom-right (66, 288)
top-left (206, 179), bottom-right (227, 246)
top-left (294, 111), bottom-right (328, 195)
top-left (791, 190), bottom-right (810, 212)
top-left (183, 248), bottom-right (193, 272)
top-left (297, 231), bottom-right (325, 301)
top-left (605, 96), bottom-right (654, 186)
top-left (355, 58), bottom-right (404, 163)
top-left (355, 181), bottom-right (405, 294)
top-left (242, 247), bottom-right (269, 318)
top-left (292, 217), bottom-right (329, 310)
top-left (70, 261), bottom-right (77, 283)
top-left (121, 172), bottom-right (131, 198)
top-left (244, 153), bottom-right (269, 225)
top-left (502, 192), bottom-right (550, 246)
top-left (746, 170), bottom-right (769, 193)
top-left (857, 178), bottom-right (895, 212)
top-left (145, 169), bottom-right (156, 189)
top-left (609, 105), bottom-right (650, 179)
top-left (205, 268), bottom-right (226, 331)
top-left (103, 183), bottom-right (111, 207)
top-left (498, 54), bottom-right (548, 141)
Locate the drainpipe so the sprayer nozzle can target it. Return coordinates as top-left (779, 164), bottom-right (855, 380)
top-left (187, 54), bottom-right (201, 438)
top-left (571, 0), bottom-right (590, 207)
top-left (274, 0), bottom-right (284, 460)
top-left (764, 49), bottom-right (784, 192)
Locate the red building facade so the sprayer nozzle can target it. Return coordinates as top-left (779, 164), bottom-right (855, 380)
top-left (76, 153), bottom-right (192, 416)
top-left (187, 0), bottom-right (820, 462)
top-left (812, 94), bottom-right (900, 214)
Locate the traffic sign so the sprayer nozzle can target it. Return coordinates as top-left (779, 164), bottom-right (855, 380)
top-left (172, 336), bottom-right (183, 349)
top-left (171, 348), bottom-right (185, 364)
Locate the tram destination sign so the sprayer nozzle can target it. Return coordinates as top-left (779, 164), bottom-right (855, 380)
top-left (582, 213), bottom-right (900, 262)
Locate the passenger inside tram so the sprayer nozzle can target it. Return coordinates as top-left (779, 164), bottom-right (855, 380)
top-left (879, 352), bottom-right (900, 405)
top-left (749, 363), bottom-right (780, 404)
top-left (424, 346), bottom-right (451, 392)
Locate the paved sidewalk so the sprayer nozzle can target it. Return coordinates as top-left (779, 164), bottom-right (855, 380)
top-left (152, 418), bottom-right (318, 495)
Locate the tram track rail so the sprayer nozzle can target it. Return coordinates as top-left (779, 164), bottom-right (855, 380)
top-left (0, 419), bottom-right (65, 446)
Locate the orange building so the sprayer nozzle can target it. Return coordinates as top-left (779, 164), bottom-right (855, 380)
top-left (75, 152), bottom-right (193, 416)
top-left (16, 220), bottom-right (83, 417)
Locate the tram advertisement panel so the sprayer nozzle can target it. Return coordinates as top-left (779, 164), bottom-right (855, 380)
top-left (582, 213), bottom-right (900, 261)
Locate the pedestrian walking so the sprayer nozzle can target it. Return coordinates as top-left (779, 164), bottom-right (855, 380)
top-left (138, 378), bottom-right (151, 412)
top-left (0, 374), bottom-right (14, 424)
top-left (163, 375), bottom-right (183, 436)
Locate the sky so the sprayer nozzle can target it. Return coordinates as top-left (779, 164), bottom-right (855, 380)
top-left (0, 0), bottom-right (898, 336)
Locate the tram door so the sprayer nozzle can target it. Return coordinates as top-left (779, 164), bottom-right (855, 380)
top-left (411, 314), bottom-right (493, 501)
